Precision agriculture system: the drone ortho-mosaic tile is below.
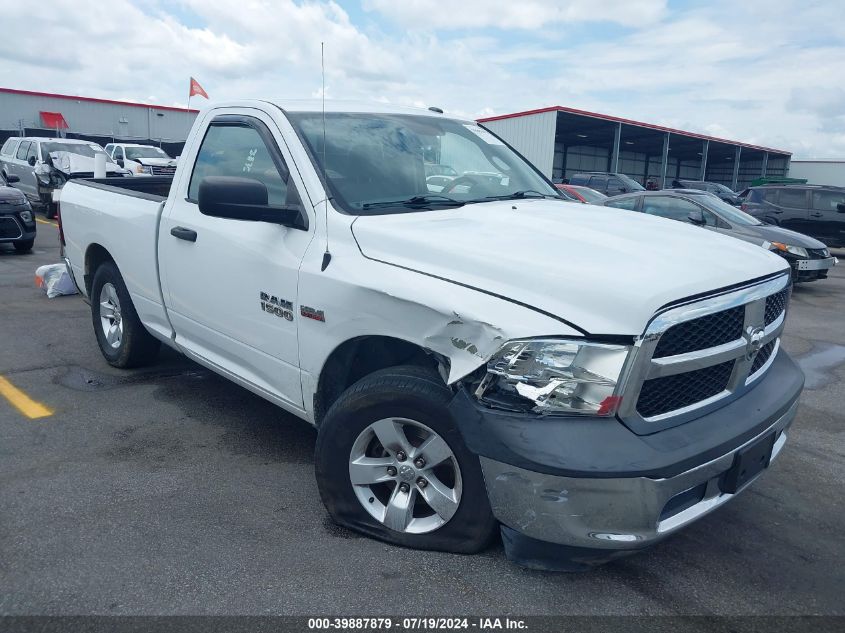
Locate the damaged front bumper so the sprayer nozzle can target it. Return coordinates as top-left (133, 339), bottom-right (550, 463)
top-left (448, 348), bottom-right (804, 570)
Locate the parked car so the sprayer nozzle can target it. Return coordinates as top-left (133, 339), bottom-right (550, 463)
top-left (0, 137), bottom-right (127, 218)
top-left (741, 184), bottom-right (845, 248)
top-left (104, 143), bottom-right (178, 177)
top-left (568, 171), bottom-right (645, 196)
top-left (60, 100), bottom-right (803, 571)
top-left (556, 184), bottom-right (608, 204)
top-left (0, 172), bottom-right (36, 253)
top-left (670, 179), bottom-right (741, 206)
top-left (605, 189), bottom-right (836, 282)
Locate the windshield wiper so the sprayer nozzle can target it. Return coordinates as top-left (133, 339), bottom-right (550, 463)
top-left (478, 190), bottom-right (562, 201)
top-left (362, 195), bottom-right (466, 210)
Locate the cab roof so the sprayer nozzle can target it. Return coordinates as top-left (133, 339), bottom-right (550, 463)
top-left (207, 99), bottom-right (468, 121)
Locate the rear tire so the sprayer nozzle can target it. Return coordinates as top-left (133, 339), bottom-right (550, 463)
top-left (44, 203), bottom-right (56, 220)
top-left (90, 261), bottom-right (160, 368)
top-left (13, 239), bottom-right (34, 253)
top-left (315, 365), bottom-right (497, 554)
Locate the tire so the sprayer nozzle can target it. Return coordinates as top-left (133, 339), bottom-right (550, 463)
top-left (44, 203), bottom-right (56, 220)
top-left (315, 365), bottom-right (497, 554)
top-left (13, 239), bottom-right (34, 253)
top-left (90, 260), bottom-right (160, 368)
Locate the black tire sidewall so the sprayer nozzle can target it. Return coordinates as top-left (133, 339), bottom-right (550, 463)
top-left (315, 367), bottom-right (497, 554)
top-left (90, 261), bottom-right (158, 367)
top-left (13, 239), bottom-right (34, 252)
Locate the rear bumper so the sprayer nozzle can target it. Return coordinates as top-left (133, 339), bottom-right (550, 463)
top-left (448, 348), bottom-right (804, 568)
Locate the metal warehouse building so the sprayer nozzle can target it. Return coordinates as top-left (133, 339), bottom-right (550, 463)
top-left (0, 88), bottom-right (198, 157)
top-left (478, 106), bottom-right (792, 191)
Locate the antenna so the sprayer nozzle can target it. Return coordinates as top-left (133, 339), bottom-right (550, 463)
top-left (320, 42), bottom-right (332, 272)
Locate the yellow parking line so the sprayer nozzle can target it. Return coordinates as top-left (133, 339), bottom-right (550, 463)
top-left (0, 375), bottom-right (53, 419)
top-left (35, 218), bottom-right (58, 227)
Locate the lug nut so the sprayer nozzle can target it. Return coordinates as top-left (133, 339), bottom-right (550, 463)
top-left (396, 450), bottom-right (407, 462)
top-left (386, 466), bottom-right (397, 477)
top-left (414, 457), bottom-right (425, 469)
top-left (416, 477), bottom-right (428, 489)
top-left (399, 482), bottom-right (410, 493)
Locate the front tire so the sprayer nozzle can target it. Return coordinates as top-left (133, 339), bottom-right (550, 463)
top-left (315, 365), bottom-right (497, 554)
top-left (90, 261), bottom-right (160, 368)
top-left (44, 203), bottom-right (56, 220)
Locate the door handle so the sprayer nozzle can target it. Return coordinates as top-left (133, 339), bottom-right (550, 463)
top-left (170, 226), bottom-right (197, 242)
top-left (810, 213), bottom-right (823, 217)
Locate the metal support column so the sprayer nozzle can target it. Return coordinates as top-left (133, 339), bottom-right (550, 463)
top-left (610, 122), bottom-right (621, 173)
top-left (659, 132), bottom-right (670, 189)
top-left (761, 152), bottom-right (768, 177)
top-left (731, 146), bottom-right (741, 191)
top-left (700, 140), bottom-right (709, 180)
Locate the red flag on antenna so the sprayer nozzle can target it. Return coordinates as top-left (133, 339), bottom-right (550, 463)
top-left (189, 77), bottom-right (209, 99)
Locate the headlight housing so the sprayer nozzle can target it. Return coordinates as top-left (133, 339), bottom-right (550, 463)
top-left (475, 338), bottom-right (630, 416)
top-left (763, 241), bottom-right (808, 258)
top-left (136, 164), bottom-right (152, 174)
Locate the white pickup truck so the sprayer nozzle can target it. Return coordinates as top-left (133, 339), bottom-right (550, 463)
top-left (59, 100), bottom-right (804, 570)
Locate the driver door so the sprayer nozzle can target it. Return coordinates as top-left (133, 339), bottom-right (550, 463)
top-left (159, 110), bottom-right (314, 410)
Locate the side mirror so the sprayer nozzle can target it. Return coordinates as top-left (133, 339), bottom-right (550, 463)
top-left (116, 159), bottom-right (124, 167)
top-left (6, 174), bottom-right (20, 183)
top-left (837, 202), bottom-right (845, 213)
top-left (688, 209), bottom-right (706, 225)
top-left (198, 176), bottom-right (303, 227)
top-left (28, 156), bottom-right (37, 167)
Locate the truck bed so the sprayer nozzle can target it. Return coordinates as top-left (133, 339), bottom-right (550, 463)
top-left (72, 176), bottom-right (173, 201)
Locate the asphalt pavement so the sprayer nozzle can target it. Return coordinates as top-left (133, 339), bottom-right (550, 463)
top-left (1, 220), bottom-right (843, 615)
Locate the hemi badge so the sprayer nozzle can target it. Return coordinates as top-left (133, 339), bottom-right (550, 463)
top-left (300, 306), bottom-right (325, 322)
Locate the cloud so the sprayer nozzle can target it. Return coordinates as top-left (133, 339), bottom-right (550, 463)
top-left (363, 0), bottom-right (667, 29)
top-left (0, 0), bottom-right (843, 157)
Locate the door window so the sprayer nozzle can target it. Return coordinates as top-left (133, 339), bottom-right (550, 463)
top-left (606, 196), bottom-right (638, 210)
top-left (1, 138), bottom-right (17, 156)
top-left (588, 175), bottom-right (607, 190)
top-left (811, 190), bottom-right (845, 211)
top-left (113, 147), bottom-right (124, 160)
top-left (15, 141), bottom-right (30, 160)
top-left (188, 119), bottom-right (295, 207)
top-left (778, 189), bottom-right (807, 208)
top-left (641, 196), bottom-right (701, 222)
top-left (26, 143), bottom-right (38, 163)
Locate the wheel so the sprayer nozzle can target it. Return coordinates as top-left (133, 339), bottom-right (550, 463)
top-left (13, 239), bottom-right (34, 253)
top-left (90, 261), bottom-right (160, 368)
top-left (315, 365), bottom-right (497, 554)
top-left (44, 203), bottom-right (56, 220)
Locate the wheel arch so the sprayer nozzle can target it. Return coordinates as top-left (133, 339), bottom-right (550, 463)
top-left (313, 335), bottom-right (451, 427)
top-left (83, 243), bottom-right (116, 296)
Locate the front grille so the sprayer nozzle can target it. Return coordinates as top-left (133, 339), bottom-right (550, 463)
top-left (0, 216), bottom-right (23, 239)
top-left (807, 247), bottom-right (829, 259)
top-left (765, 289), bottom-right (788, 326)
top-left (637, 361), bottom-right (734, 418)
top-left (653, 306), bottom-right (744, 358)
top-left (150, 165), bottom-right (176, 176)
top-left (750, 340), bottom-right (776, 375)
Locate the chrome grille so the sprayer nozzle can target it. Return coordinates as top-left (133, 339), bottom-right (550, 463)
top-left (620, 274), bottom-right (791, 431)
top-left (653, 306), bottom-right (744, 358)
top-left (150, 165), bottom-right (176, 176)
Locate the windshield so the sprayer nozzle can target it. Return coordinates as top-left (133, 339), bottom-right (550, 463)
top-left (617, 173), bottom-right (645, 191)
top-left (711, 182), bottom-right (736, 195)
top-left (288, 112), bottom-right (560, 213)
top-left (697, 194), bottom-right (762, 225)
top-left (125, 146), bottom-right (170, 160)
top-left (572, 186), bottom-right (608, 203)
top-left (42, 142), bottom-right (114, 163)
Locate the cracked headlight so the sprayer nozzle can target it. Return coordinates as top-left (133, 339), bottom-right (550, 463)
top-left (475, 339), bottom-right (630, 416)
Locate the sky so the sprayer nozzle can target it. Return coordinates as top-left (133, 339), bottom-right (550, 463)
top-left (1, 0), bottom-right (843, 158)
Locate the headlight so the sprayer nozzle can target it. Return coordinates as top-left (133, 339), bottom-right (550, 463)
top-left (135, 164), bottom-right (152, 174)
top-left (476, 338), bottom-right (630, 416)
top-left (764, 241), bottom-right (808, 258)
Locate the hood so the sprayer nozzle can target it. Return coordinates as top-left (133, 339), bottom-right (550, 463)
top-left (0, 185), bottom-right (26, 204)
top-left (351, 200), bottom-right (789, 336)
top-left (133, 157), bottom-right (176, 167)
top-left (728, 223), bottom-right (827, 249)
top-left (49, 152), bottom-right (125, 175)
